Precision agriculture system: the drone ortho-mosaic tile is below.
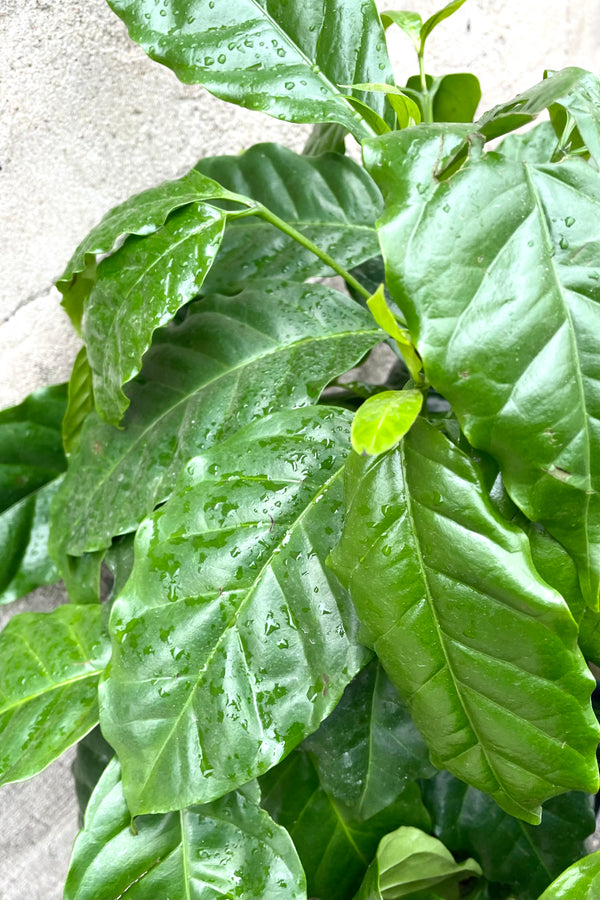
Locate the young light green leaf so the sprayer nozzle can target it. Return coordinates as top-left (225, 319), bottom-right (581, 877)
top-left (56, 167), bottom-right (247, 329)
top-left (329, 418), bottom-right (600, 824)
top-left (260, 749), bottom-right (430, 900)
top-left (196, 143), bottom-right (383, 292)
top-left (65, 758), bottom-right (306, 900)
top-left (0, 384), bottom-right (67, 604)
top-left (83, 202), bottom-right (227, 425)
top-left (62, 348), bottom-right (94, 456)
top-left (51, 280), bottom-right (381, 555)
top-left (304, 660), bottom-right (436, 820)
top-left (365, 127), bottom-right (600, 607)
top-left (0, 604), bottom-right (110, 787)
top-left (380, 11), bottom-right (423, 48)
top-left (420, 0), bottom-right (469, 45)
top-left (342, 83), bottom-right (422, 127)
top-left (100, 407), bottom-right (370, 814)
top-left (355, 825), bottom-right (481, 900)
top-left (367, 285), bottom-right (423, 382)
top-left (538, 851), bottom-right (600, 900)
top-left (422, 770), bottom-right (596, 900)
top-left (351, 389), bottom-right (423, 456)
top-left (107, 0), bottom-right (394, 139)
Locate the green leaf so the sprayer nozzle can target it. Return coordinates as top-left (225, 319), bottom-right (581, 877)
top-left (420, 0), bottom-right (469, 45)
top-left (329, 418), bottom-right (600, 823)
top-left (196, 143), bottom-right (382, 293)
top-left (365, 127), bottom-right (600, 607)
top-left (381, 11), bottom-right (423, 48)
top-left (355, 825), bottom-right (481, 900)
top-left (0, 384), bottom-right (67, 604)
top-left (474, 67), bottom-right (600, 155)
top-left (261, 749), bottom-right (431, 900)
top-left (72, 726), bottom-right (115, 826)
top-left (304, 660), bottom-right (436, 819)
top-left (57, 167), bottom-right (245, 329)
top-left (62, 348), bottom-right (94, 456)
top-left (578, 606), bottom-right (600, 665)
top-left (497, 120), bottom-right (559, 163)
top-left (351, 390), bottom-right (423, 456)
top-left (99, 406), bottom-right (370, 814)
top-left (0, 477), bottom-right (64, 605)
top-left (65, 758), bottom-right (306, 900)
top-left (0, 384), bottom-right (66, 510)
top-left (107, 0), bottom-right (394, 140)
top-left (0, 604), bottom-right (110, 787)
top-left (84, 202), bottom-right (227, 425)
top-left (51, 280), bottom-right (381, 555)
top-left (344, 83), bottom-right (422, 128)
top-left (538, 851), bottom-right (600, 900)
top-left (422, 770), bottom-right (596, 900)
top-left (432, 73), bottom-right (481, 123)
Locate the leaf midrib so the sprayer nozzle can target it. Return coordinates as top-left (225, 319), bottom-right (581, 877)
top-left (128, 462), bottom-right (347, 809)
top-left (69, 324), bottom-right (381, 548)
top-left (397, 441), bottom-right (520, 810)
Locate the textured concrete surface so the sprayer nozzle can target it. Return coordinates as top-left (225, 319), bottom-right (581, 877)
top-left (1, 0), bottom-right (599, 896)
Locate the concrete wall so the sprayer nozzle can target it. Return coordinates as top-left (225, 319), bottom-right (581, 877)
top-left (0, 1), bottom-right (598, 896)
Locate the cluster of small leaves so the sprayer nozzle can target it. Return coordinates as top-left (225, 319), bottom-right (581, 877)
top-left (1, 1), bottom-right (599, 898)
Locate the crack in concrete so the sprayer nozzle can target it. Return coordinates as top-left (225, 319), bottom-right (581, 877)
top-left (1, 285), bottom-right (56, 326)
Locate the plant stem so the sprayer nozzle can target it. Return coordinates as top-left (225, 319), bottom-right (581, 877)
top-left (255, 205), bottom-right (372, 301)
top-left (418, 49), bottom-right (434, 124)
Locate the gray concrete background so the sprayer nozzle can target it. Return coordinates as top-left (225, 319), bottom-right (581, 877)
top-left (1, 0), bottom-right (599, 896)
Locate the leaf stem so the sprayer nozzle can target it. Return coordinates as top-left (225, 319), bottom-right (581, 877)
top-left (418, 48), bottom-right (434, 124)
top-left (255, 205), bottom-right (371, 301)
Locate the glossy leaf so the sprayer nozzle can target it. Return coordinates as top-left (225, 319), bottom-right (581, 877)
top-left (578, 606), bottom-right (600, 665)
top-left (65, 758), bottom-right (306, 900)
top-left (365, 127), bottom-right (600, 607)
top-left (329, 417), bottom-right (600, 823)
top-left (355, 825), bottom-right (481, 900)
top-left (420, 0), bottom-right (469, 44)
top-left (261, 749), bottom-right (430, 900)
top-left (107, 0), bottom-right (394, 139)
top-left (422, 770), bottom-right (596, 900)
top-left (100, 406), bottom-right (370, 814)
top-left (345, 83), bottom-right (421, 128)
top-left (538, 851), bottom-right (600, 900)
top-left (57, 167), bottom-right (247, 329)
top-left (474, 67), bottom-right (600, 155)
top-left (497, 120), bottom-right (559, 163)
top-left (0, 477), bottom-right (64, 605)
top-left (51, 280), bottom-right (381, 555)
top-left (196, 143), bottom-right (382, 292)
top-left (84, 202), bottom-right (227, 424)
top-left (0, 384), bottom-right (66, 510)
top-left (351, 389), bottom-right (423, 456)
top-left (0, 384), bottom-right (67, 603)
top-left (62, 348), bottom-right (94, 456)
top-left (0, 604), bottom-right (110, 787)
top-left (72, 726), bottom-right (115, 825)
top-left (304, 660), bottom-right (436, 820)
top-left (380, 11), bottom-right (422, 48)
